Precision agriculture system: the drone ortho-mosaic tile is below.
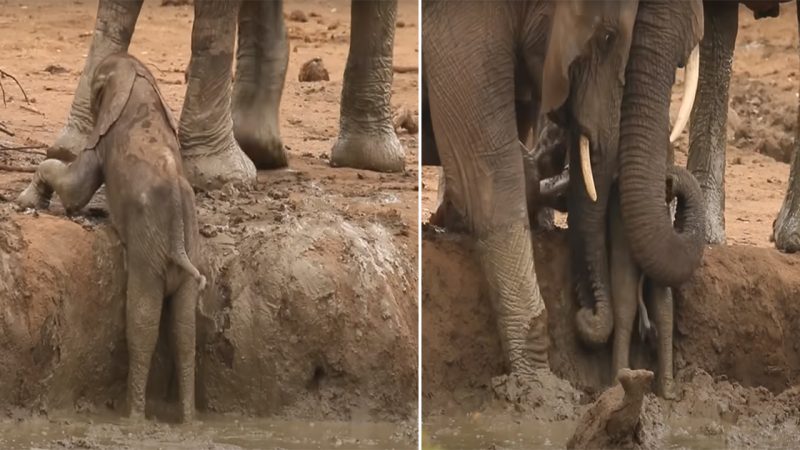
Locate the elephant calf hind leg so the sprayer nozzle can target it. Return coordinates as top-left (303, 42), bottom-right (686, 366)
top-left (126, 267), bottom-right (166, 420)
top-left (169, 279), bottom-right (198, 422)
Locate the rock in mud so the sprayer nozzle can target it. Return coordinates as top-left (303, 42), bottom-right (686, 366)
top-left (288, 10), bottom-right (308, 23)
top-left (393, 107), bottom-right (418, 135)
top-left (567, 369), bottom-right (657, 450)
top-left (298, 58), bottom-right (330, 82)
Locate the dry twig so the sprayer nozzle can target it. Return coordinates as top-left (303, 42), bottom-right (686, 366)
top-left (0, 68), bottom-right (30, 106)
top-left (0, 164), bottom-right (36, 173)
top-left (0, 122), bottom-right (13, 136)
top-left (0, 144), bottom-right (47, 155)
top-left (393, 65), bottom-right (418, 74)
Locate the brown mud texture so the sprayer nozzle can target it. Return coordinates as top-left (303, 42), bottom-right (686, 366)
top-left (0, 0), bottom-right (419, 425)
top-left (423, 228), bottom-right (800, 447)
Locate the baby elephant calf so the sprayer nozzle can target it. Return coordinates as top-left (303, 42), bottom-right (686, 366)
top-left (17, 53), bottom-right (205, 422)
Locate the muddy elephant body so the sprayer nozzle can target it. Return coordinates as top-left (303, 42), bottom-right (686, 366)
top-left (18, 54), bottom-right (205, 422)
top-left (50, 0), bottom-right (405, 190)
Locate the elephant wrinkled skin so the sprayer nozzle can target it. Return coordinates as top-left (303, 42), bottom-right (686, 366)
top-left (422, 0), bottom-right (640, 376)
top-left (17, 54), bottom-right (206, 422)
top-left (49, 0), bottom-right (405, 190)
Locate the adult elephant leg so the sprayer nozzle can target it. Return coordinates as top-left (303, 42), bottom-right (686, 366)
top-left (647, 282), bottom-right (675, 399)
top-left (608, 188), bottom-right (638, 377)
top-left (232, 0), bottom-right (289, 169)
top-left (180, 0), bottom-right (256, 190)
top-left (773, 2), bottom-right (800, 252)
top-left (686, 1), bottom-right (738, 245)
top-left (49, 0), bottom-right (143, 161)
top-left (330, 0), bottom-right (404, 172)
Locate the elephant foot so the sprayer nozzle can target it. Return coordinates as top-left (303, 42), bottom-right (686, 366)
top-left (232, 108), bottom-right (287, 170)
top-left (48, 120), bottom-right (90, 161)
top-left (178, 407), bottom-right (194, 423)
top-left (773, 210), bottom-right (800, 252)
top-left (656, 375), bottom-right (677, 400)
top-left (16, 176), bottom-right (53, 210)
top-left (124, 408), bottom-right (146, 423)
top-left (491, 369), bottom-right (580, 418)
top-left (330, 128), bottom-right (405, 172)
top-left (700, 184), bottom-right (726, 245)
top-left (182, 134), bottom-right (256, 191)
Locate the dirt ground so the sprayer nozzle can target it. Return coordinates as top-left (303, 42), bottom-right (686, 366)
top-left (0, 0), bottom-right (418, 448)
top-left (421, 4), bottom-right (800, 449)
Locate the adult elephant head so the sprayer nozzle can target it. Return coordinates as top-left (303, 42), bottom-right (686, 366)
top-left (540, 1), bottom-right (641, 347)
top-left (618, 0), bottom-right (706, 287)
top-left (540, 0), bottom-right (704, 347)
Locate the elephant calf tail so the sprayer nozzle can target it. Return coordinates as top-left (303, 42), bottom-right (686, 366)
top-left (172, 250), bottom-right (207, 291)
top-left (169, 178), bottom-right (206, 291)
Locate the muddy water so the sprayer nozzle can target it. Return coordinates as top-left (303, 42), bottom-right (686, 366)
top-left (0, 413), bottom-right (414, 450)
top-left (424, 414), bottom-right (799, 449)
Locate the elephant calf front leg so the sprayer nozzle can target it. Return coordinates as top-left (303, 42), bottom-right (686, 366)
top-left (17, 149), bottom-right (103, 214)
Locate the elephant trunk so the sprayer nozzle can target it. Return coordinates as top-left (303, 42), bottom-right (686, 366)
top-left (669, 165), bottom-right (705, 244)
top-left (618, 2), bottom-right (705, 287)
top-left (569, 131), bottom-right (615, 348)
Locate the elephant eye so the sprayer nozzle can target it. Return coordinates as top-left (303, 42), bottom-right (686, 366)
top-left (602, 30), bottom-right (617, 48)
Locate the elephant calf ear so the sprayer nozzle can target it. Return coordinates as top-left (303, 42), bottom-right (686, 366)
top-left (85, 65), bottom-right (137, 150)
top-left (133, 61), bottom-right (179, 136)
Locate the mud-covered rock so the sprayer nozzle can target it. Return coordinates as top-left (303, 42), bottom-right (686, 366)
top-left (298, 58), bottom-right (330, 82)
top-left (567, 369), bottom-right (659, 450)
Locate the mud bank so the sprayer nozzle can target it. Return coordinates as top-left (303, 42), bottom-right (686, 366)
top-left (0, 181), bottom-right (417, 421)
top-left (422, 227), bottom-right (800, 413)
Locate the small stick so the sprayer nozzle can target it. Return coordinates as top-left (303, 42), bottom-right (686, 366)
top-left (0, 164), bottom-right (36, 173)
top-left (20, 104), bottom-right (44, 116)
top-left (0, 145), bottom-right (47, 155)
top-left (393, 65), bottom-right (418, 74)
top-left (0, 69), bottom-right (30, 105)
top-left (0, 122), bottom-right (13, 136)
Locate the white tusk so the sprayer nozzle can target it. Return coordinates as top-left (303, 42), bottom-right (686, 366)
top-left (670, 44), bottom-right (700, 143)
top-left (579, 135), bottom-right (597, 202)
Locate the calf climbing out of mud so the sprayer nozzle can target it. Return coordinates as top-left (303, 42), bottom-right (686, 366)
top-left (16, 53), bottom-right (206, 422)
top-left (525, 120), bottom-right (705, 399)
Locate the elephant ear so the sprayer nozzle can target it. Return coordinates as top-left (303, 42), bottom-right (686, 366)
top-left (85, 62), bottom-right (137, 150)
top-left (688, 0), bottom-right (704, 56)
top-left (542, 1), bottom-right (640, 115)
top-left (542, 1), bottom-right (588, 116)
top-left (132, 60), bottom-right (179, 135)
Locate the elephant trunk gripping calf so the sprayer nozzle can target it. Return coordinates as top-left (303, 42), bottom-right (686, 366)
top-left (17, 54), bottom-right (206, 422)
